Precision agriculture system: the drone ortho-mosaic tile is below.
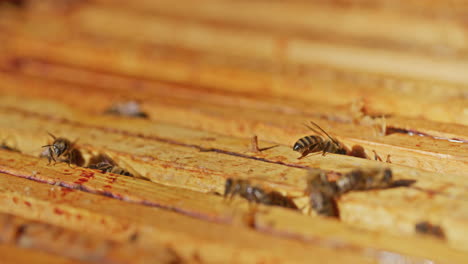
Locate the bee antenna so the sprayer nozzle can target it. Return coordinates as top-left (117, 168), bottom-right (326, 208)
top-left (303, 122), bottom-right (324, 136)
top-left (41, 144), bottom-right (52, 148)
top-left (46, 132), bottom-right (57, 140)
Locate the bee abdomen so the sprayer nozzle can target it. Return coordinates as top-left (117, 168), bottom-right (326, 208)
top-left (293, 136), bottom-right (320, 152)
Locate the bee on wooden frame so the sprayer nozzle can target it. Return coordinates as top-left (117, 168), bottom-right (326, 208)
top-left (335, 167), bottom-right (393, 194)
top-left (104, 100), bottom-right (148, 118)
top-left (224, 178), bottom-right (297, 210)
top-left (293, 121), bottom-right (348, 159)
top-left (415, 221), bottom-right (445, 240)
top-left (88, 160), bottom-right (133, 177)
top-left (41, 132), bottom-right (81, 166)
top-left (305, 167), bottom-right (394, 217)
top-left (88, 153), bottom-right (138, 177)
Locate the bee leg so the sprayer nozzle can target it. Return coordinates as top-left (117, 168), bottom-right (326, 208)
top-left (297, 151), bottom-right (309, 160)
top-left (227, 192), bottom-right (236, 205)
top-left (386, 154), bottom-right (392, 163)
top-left (66, 154), bottom-right (73, 168)
top-left (322, 141), bottom-right (331, 156)
top-left (372, 150), bottom-right (383, 162)
top-left (48, 148), bottom-right (56, 166)
top-left (297, 203), bottom-right (309, 213)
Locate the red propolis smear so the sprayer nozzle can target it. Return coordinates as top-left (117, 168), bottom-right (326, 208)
top-left (80, 170), bottom-right (95, 179)
top-left (24, 201), bottom-right (31, 207)
top-left (54, 208), bottom-right (65, 215)
top-left (103, 185), bottom-right (112, 188)
top-left (61, 188), bottom-right (74, 197)
top-left (74, 178), bottom-right (90, 184)
top-left (12, 197), bottom-right (18, 204)
top-left (7, 159), bottom-right (15, 162)
top-left (76, 214), bottom-right (82, 220)
top-left (106, 175), bottom-right (117, 184)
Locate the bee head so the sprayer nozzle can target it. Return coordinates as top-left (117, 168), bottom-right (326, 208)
top-left (224, 178), bottom-right (233, 197)
top-left (53, 139), bottom-right (68, 157)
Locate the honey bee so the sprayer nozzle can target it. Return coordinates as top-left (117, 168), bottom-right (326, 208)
top-left (104, 101), bottom-right (148, 118)
top-left (335, 167), bottom-right (393, 194)
top-left (415, 221), bottom-right (445, 239)
top-left (293, 121), bottom-right (347, 159)
top-left (41, 133), bottom-right (76, 166)
top-left (305, 167), bottom-right (393, 217)
top-left (88, 161), bottom-right (133, 177)
top-left (224, 178), bottom-right (297, 209)
top-left (305, 169), bottom-right (339, 217)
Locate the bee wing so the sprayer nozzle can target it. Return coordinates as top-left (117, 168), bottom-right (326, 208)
top-left (307, 121), bottom-right (342, 147)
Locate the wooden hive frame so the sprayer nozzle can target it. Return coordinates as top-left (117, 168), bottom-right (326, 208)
top-left (0, 0), bottom-right (467, 263)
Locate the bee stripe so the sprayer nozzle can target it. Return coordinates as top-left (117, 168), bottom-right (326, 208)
top-left (299, 138), bottom-right (308, 146)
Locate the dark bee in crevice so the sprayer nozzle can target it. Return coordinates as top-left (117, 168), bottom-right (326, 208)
top-left (224, 178), bottom-right (297, 210)
top-left (415, 221), bottom-right (445, 240)
top-left (87, 153), bottom-right (133, 177)
top-left (293, 121), bottom-right (348, 159)
top-left (41, 133), bottom-right (82, 166)
top-left (335, 167), bottom-right (393, 194)
top-left (88, 161), bottom-right (133, 177)
top-left (104, 101), bottom-right (148, 118)
top-left (305, 167), bottom-right (394, 217)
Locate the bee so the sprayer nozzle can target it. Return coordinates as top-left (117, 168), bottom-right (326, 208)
top-left (305, 169), bottom-right (339, 217)
top-left (41, 133), bottom-right (76, 166)
top-left (305, 167), bottom-right (393, 217)
top-left (88, 161), bottom-right (133, 177)
top-left (224, 178), bottom-right (297, 209)
top-left (335, 167), bottom-right (393, 194)
top-left (104, 101), bottom-right (148, 118)
top-left (293, 121), bottom-right (347, 159)
top-left (415, 221), bottom-right (445, 239)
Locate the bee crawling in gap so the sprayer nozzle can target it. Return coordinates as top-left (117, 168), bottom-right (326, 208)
top-left (293, 121), bottom-right (348, 159)
top-left (87, 153), bottom-right (134, 177)
top-left (415, 221), bottom-right (445, 240)
top-left (305, 167), bottom-right (394, 217)
top-left (104, 100), bottom-right (148, 118)
top-left (335, 167), bottom-right (393, 194)
top-left (41, 132), bottom-right (80, 167)
top-left (88, 161), bottom-right (133, 177)
top-left (224, 178), bottom-right (298, 210)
